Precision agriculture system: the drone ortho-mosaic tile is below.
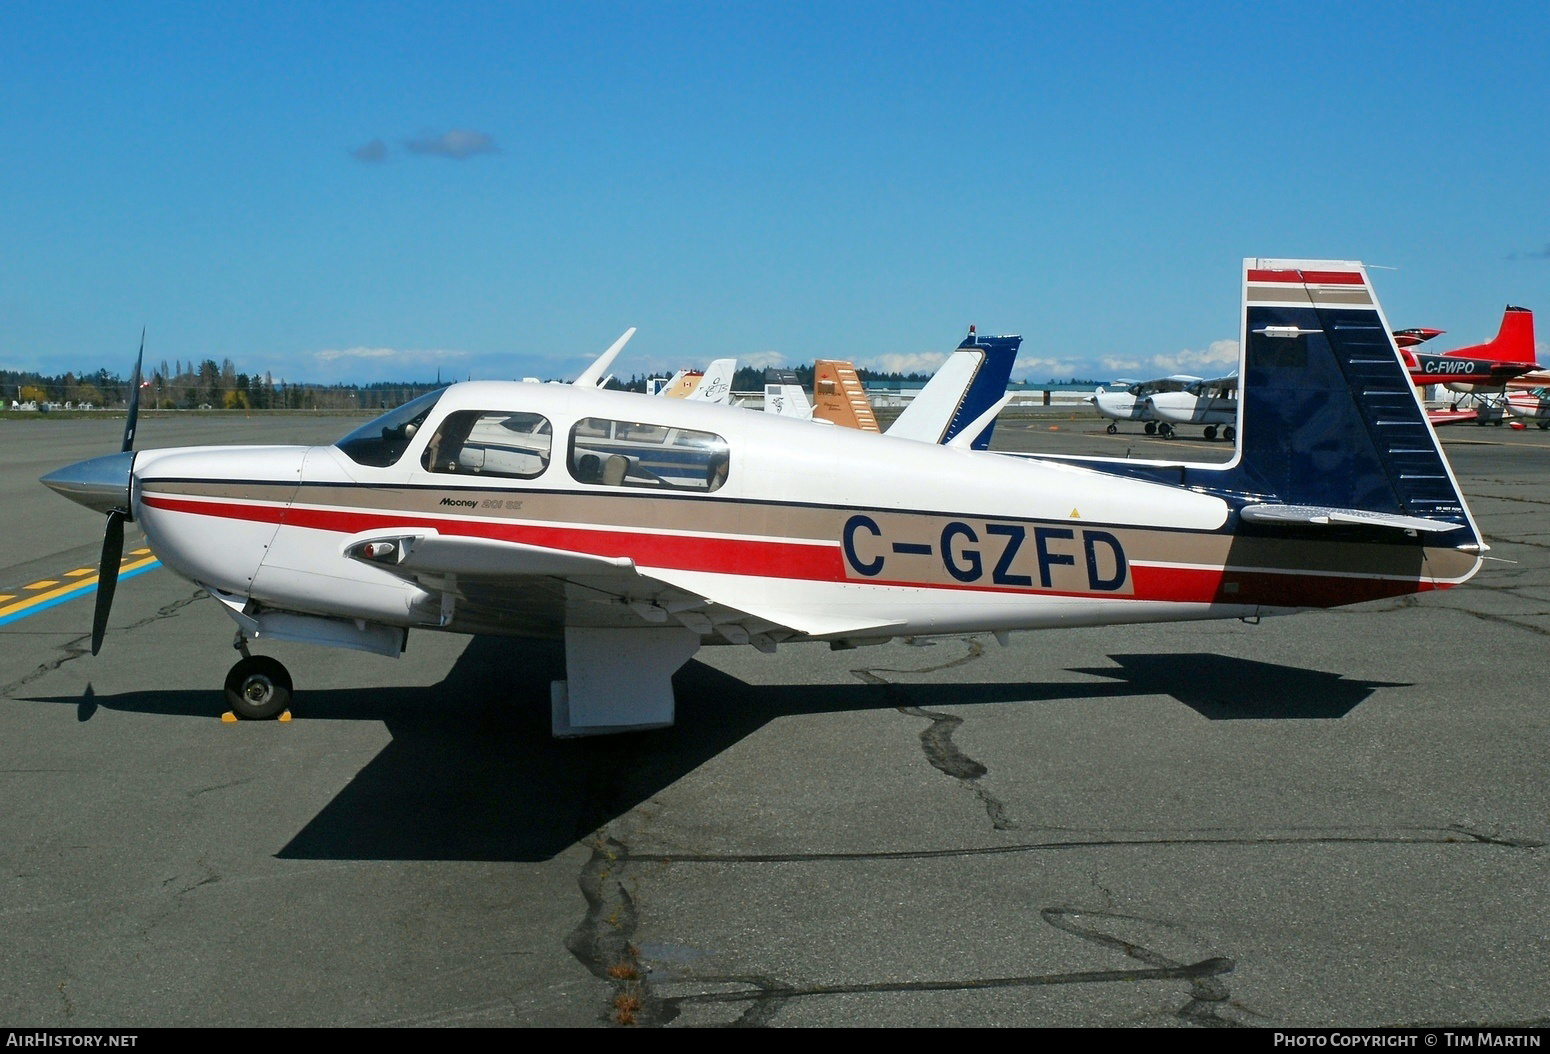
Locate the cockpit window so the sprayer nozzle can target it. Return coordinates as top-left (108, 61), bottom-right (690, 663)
top-left (422, 411), bottom-right (552, 479)
top-left (335, 389), bottom-right (446, 467)
top-left (569, 417), bottom-right (729, 492)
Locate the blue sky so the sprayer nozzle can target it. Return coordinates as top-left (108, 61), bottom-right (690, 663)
top-left (4, 1), bottom-right (1548, 385)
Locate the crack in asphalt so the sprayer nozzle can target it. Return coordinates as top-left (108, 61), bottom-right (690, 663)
top-left (567, 827), bottom-right (1254, 1027)
top-left (618, 824), bottom-right (1541, 864)
top-left (0, 589), bottom-right (206, 700)
top-left (566, 836), bottom-right (671, 1026)
top-left (850, 638), bottom-right (1019, 831)
top-left (646, 906), bottom-right (1241, 1027)
top-left (1040, 908), bottom-right (1239, 1026)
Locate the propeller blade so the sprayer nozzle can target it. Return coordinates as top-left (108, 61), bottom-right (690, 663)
top-left (122, 329), bottom-right (144, 453)
top-left (91, 511), bottom-right (125, 656)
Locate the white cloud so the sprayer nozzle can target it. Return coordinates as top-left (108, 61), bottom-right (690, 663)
top-left (1014, 356), bottom-right (1082, 380)
top-left (858, 352), bottom-right (948, 375)
top-left (738, 349), bottom-right (788, 370)
top-left (1134, 338), bottom-right (1239, 376)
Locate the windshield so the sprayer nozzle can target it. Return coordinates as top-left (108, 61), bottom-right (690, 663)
top-left (335, 389), bottom-right (446, 467)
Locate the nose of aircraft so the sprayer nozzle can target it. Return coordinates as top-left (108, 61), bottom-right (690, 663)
top-left (40, 451), bottom-right (136, 517)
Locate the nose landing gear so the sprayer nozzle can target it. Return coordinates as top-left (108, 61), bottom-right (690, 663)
top-left (225, 636), bottom-right (293, 720)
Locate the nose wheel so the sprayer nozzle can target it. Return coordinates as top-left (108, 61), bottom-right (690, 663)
top-left (224, 655), bottom-right (293, 720)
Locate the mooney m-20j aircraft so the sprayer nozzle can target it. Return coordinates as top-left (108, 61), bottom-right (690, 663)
top-left (43, 260), bottom-right (1484, 735)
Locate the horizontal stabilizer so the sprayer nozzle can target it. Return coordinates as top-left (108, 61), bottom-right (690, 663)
top-left (1239, 504), bottom-right (1463, 533)
top-left (945, 395), bottom-right (1012, 450)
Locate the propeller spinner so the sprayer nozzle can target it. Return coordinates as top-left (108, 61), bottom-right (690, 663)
top-left (39, 331), bottom-right (144, 654)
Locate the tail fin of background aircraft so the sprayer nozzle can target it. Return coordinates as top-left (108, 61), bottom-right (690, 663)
top-left (1447, 305), bottom-right (1536, 364)
top-left (1229, 259), bottom-right (1480, 542)
top-left (685, 358), bottom-right (737, 403)
top-left (886, 327), bottom-right (1022, 448)
top-left (812, 361), bottom-right (881, 431)
top-left (763, 368), bottom-right (814, 419)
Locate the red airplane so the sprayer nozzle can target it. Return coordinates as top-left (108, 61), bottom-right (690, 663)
top-left (1392, 307), bottom-right (1540, 426)
top-left (1398, 306), bottom-right (1539, 388)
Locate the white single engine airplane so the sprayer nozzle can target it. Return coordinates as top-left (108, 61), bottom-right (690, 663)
top-left (1145, 373), bottom-right (1239, 441)
top-left (1091, 375), bottom-right (1202, 435)
top-left (43, 260), bottom-right (1484, 736)
top-left (1505, 386), bottom-right (1550, 429)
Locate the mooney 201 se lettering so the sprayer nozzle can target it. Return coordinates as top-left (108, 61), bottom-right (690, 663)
top-left (43, 259), bottom-right (1484, 735)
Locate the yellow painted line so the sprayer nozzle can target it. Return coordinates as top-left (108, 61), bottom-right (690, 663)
top-left (24, 580), bottom-right (59, 591)
top-left (132, 548), bottom-right (151, 556)
top-left (0, 556), bottom-right (160, 621)
top-left (0, 595), bottom-right (12, 604)
top-left (65, 568), bottom-right (95, 577)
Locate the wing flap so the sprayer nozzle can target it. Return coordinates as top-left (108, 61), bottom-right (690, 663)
top-left (1239, 504), bottom-right (1462, 533)
top-left (340, 528), bottom-right (900, 642)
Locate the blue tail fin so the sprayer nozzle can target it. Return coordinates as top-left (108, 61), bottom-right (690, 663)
top-left (1072, 260), bottom-right (1482, 556)
top-left (946, 329), bottom-right (1021, 449)
top-left (1232, 260), bottom-right (1477, 536)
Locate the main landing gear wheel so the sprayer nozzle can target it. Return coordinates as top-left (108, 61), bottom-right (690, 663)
top-left (1539, 421), bottom-right (1549, 430)
top-left (1106, 423), bottom-right (1118, 434)
top-left (225, 655), bottom-right (293, 720)
top-left (1159, 423), bottom-right (1175, 438)
top-left (1203, 425), bottom-right (1218, 441)
top-left (1144, 422), bottom-right (1157, 435)
top-left (1224, 425), bottom-right (1236, 442)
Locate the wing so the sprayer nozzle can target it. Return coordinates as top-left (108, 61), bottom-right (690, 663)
top-left (342, 527), bottom-right (903, 650)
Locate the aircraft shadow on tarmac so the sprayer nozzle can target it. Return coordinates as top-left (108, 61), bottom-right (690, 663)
top-left (35, 640), bottom-right (1406, 863)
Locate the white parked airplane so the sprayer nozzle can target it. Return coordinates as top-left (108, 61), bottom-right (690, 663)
top-left (1091, 375), bottom-right (1201, 435)
top-left (1505, 386), bottom-right (1550, 429)
top-left (1146, 373), bottom-right (1239, 441)
top-left (43, 260), bottom-right (1484, 737)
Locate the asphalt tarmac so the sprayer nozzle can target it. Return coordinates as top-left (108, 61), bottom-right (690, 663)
top-left (0, 411), bottom-right (1545, 1028)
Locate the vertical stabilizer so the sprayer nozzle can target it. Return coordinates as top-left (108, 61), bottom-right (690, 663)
top-left (812, 361), bottom-right (880, 431)
top-left (659, 369), bottom-right (702, 399)
top-left (886, 328), bottom-right (1022, 447)
top-left (1449, 305), bottom-right (1536, 365)
top-left (1235, 259), bottom-right (1480, 539)
top-left (685, 358), bottom-right (737, 403)
top-left (763, 368), bottom-right (814, 419)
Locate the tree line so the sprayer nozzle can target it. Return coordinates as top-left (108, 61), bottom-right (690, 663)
top-left (3, 359), bottom-right (445, 411)
top-left (5, 359), bottom-right (946, 411)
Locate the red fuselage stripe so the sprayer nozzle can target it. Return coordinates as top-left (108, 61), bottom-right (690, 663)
top-left (140, 494), bottom-right (1436, 608)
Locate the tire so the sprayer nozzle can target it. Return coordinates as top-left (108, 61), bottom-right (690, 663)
top-left (224, 656), bottom-right (293, 720)
top-left (1159, 423), bottom-right (1174, 438)
top-left (1203, 426), bottom-right (1217, 441)
top-left (1224, 426), bottom-right (1236, 442)
top-left (1106, 423), bottom-right (1117, 434)
top-left (1144, 422), bottom-right (1157, 435)
top-left (1539, 421), bottom-right (1549, 430)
